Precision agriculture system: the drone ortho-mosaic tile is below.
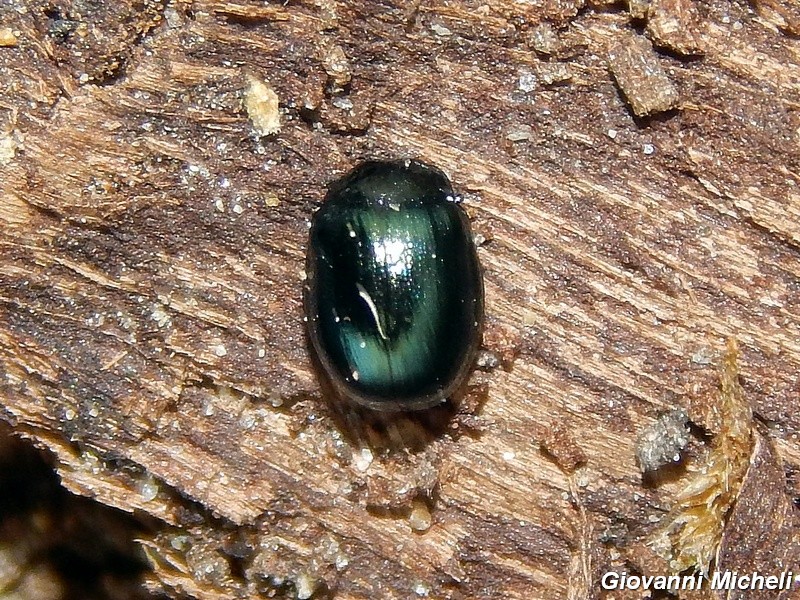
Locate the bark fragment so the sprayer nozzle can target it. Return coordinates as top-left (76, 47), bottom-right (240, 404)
top-left (608, 34), bottom-right (679, 117)
top-left (244, 76), bottom-right (281, 137)
top-left (648, 339), bottom-right (754, 574)
top-left (647, 0), bottom-right (705, 56)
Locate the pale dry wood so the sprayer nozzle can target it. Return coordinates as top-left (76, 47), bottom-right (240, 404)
top-left (1, 1), bottom-right (799, 599)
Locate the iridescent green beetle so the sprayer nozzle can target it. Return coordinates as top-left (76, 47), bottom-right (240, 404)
top-left (305, 160), bottom-right (484, 411)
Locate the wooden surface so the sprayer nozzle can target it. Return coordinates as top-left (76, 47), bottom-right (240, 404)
top-left (1, 1), bottom-right (799, 598)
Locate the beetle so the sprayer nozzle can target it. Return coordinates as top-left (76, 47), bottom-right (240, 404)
top-left (305, 159), bottom-right (484, 411)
